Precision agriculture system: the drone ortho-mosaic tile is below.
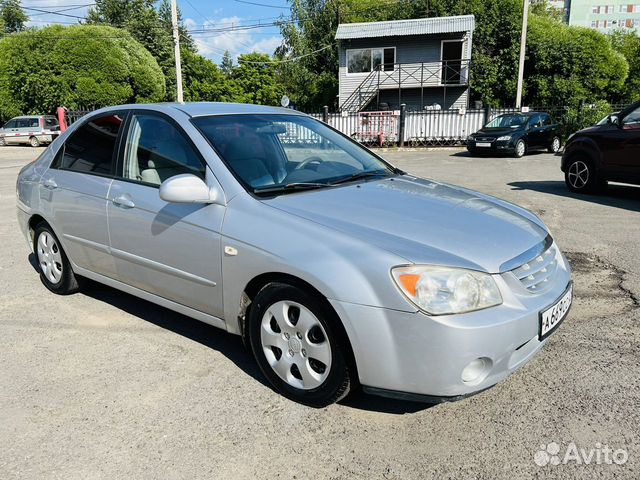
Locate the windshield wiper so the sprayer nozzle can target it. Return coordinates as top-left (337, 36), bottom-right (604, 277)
top-left (327, 170), bottom-right (390, 186)
top-left (253, 182), bottom-right (333, 194)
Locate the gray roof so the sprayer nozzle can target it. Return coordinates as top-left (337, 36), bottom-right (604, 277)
top-left (94, 102), bottom-right (301, 118)
top-left (335, 15), bottom-right (475, 40)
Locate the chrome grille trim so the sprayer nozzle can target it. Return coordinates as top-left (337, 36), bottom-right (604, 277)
top-left (510, 244), bottom-right (559, 293)
top-left (499, 234), bottom-right (553, 273)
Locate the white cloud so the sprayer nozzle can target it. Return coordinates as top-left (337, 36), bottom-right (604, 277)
top-left (247, 36), bottom-right (282, 55)
top-left (186, 16), bottom-right (282, 61)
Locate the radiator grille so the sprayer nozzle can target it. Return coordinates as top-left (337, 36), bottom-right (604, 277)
top-left (510, 244), bottom-right (558, 292)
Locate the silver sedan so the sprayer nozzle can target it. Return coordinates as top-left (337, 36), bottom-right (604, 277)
top-left (16, 103), bottom-right (572, 407)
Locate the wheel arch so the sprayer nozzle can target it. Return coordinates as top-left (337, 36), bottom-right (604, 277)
top-left (562, 139), bottom-right (601, 172)
top-left (238, 271), bottom-right (359, 380)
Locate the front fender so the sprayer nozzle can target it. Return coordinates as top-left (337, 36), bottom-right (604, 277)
top-left (220, 194), bottom-right (416, 334)
top-left (561, 137), bottom-right (601, 171)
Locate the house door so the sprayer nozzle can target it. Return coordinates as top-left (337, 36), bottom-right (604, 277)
top-left (441, 41), bottom-right (463, 84)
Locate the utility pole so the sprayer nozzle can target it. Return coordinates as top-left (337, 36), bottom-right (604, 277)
top-left (171, 0), bottom-right (184, 103)
top-left (515, 0), bottom-right (529, 109)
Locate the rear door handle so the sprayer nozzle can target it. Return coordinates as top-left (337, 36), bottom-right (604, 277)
top-left (42, 178), bottom-right (57, 190)
top-left (112, 195), bottom-right (135, 209)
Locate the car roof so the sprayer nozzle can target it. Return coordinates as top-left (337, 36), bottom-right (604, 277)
top-left (498, 111), bottom-right (547, 116)
top-left (94, 102), bottom-right (304, 118)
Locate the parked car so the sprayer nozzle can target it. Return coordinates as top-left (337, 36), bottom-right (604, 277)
top-left (16, 103), bottom-right (572, 407)
top-left (467, 112), bottom-right (561, 158)
top-left (0, 115), bottom-right (60, 147)
top-left (562, 102), bottom-right (640, 193)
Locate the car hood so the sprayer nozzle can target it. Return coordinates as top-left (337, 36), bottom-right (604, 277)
top-left (262, 176), bottom-right (548, 273)
top-left (473, 127), bottom-right (524, 137)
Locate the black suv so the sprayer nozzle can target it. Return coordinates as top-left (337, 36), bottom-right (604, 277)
top-left (467, 112), bottom-right (561, 158)
top-left (562, 102), bottom-right (640, 193)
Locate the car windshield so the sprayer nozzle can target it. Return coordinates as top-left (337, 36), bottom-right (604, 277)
top-left (192, 114), bottom-right (395, 193)
top-left (485, 114), bottom-right (529, 128)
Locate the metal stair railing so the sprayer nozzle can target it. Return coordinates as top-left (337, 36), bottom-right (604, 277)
top-left (340, 60), bottom-right (471, 112)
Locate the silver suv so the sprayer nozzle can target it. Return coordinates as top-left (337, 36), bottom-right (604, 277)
top-left (0, 115), bottom-right (59, 147)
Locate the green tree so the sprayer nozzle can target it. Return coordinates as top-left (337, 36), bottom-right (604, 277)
top-left (525, 16), bottom-right (627, 105)
top-left (0, 0), bottom-right (28, 33)
top-left (0, 24), bottom-right (165, 119)
top-left (610, 29), bottom-right (640, 103)
top-left (220, 50), bottom-right (234, 77)
top-left (234, 53), bottom-right (285, 105)
top-left (182, 49), bottom-right (243, 102)
top-left (87, 0), bottom-right (196, 101)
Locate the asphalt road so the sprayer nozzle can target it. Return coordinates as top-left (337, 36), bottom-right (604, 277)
top-left (1, 145), bottom-right (638, 479)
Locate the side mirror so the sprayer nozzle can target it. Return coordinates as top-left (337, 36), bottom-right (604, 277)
top-left (159, 174), bottom-right (218, 204)
top-left (609, 114), bottom-right (620, 127)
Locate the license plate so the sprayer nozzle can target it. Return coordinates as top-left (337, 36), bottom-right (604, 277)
top-left (539, 284), bottom-right (572, 340)
top-left (476, 142), bottom-right (491, 147)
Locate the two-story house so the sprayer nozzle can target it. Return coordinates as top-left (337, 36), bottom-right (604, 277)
top-left (335, 15), bottom-right (475, 112)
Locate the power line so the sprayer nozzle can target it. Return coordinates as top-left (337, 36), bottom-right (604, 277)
top-left (22, 6), bottom-right (88, 19)
top-left (29, 4), bottom-right (95, 17)
top-left (233, 0), bottom-right (289, 9)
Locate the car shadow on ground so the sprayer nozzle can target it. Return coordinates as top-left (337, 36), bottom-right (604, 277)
top-left (28, 252), bottom-right (435, 414)
top-left (508, 181), bottom-right (640, 212)
top-left (451, 150), bottom-right (553, 158)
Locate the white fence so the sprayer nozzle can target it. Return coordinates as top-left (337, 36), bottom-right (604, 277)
top-left (311, 109), bottom-right (490, 146)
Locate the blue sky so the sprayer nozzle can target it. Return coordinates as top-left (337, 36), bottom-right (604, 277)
top-left (24, 0), bottom-right (288, 62)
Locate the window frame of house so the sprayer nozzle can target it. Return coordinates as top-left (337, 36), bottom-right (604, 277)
top-left (345, 47), bottom-right (396, 76)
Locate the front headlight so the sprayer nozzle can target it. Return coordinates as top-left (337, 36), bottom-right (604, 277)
top-left (391, 265), bottom-right (503, 315)
top-left (496, 135), bottom-right (512, 142)
top-left (466, 135), bottom-right (474, 142)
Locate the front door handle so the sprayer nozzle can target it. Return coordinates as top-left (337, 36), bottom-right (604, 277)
top-left (42, 178), bottom-right (57, 190)
top-left (112, 195), bottom-right (135, 209)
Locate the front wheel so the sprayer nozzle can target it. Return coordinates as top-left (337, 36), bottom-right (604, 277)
top-left (564, 157), bottom-right (604, 194)
top-left (29, 136), bottom-right (40, 147)
top-left (514, 139), bottom-right (526, 158)
top-left (548, 136), bottom-right (561, 153)
top-left (248, 283), bottom-right (355, 407)
top-left (0, 137), bottom-right (6, 146)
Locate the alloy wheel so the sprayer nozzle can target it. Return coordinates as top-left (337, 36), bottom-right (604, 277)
top-left (567, 160), bottom-right (589, 189)
top-left (551, 137), bottom-right (560, 152)
top-left (260, 300), bottom-right (332, 390)
top-left (516, 140), bottom-right (526, 157)
top-left (37, 231), bottom-right (63, 284)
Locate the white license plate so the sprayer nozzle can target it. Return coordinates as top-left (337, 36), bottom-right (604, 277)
top-left (539, 285), bottom-right (572, 340)
top-left (476, 142), bottom-right (491, 147)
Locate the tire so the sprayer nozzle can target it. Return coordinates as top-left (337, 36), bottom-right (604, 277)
top-left (0, 137), bottom-right (6, 146)
top-left (513, 139), bottom-right (526, 158)
top-left (564, 156), bottom-right (603, 194)
top-left (548, 136), bottom-right (561, 153)
top-left (33, 223), bottom-right (83, 294)
top-left (248, 282), bottom-right (355, 407)
top-left (29, 136), bottom-right (40, 148)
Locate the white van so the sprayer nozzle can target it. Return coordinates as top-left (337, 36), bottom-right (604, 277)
top-left (0, 115), bottom-right (60, 147)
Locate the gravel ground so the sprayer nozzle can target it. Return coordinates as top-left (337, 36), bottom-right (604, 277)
top-left (1, 145), bottom-right (638, 479)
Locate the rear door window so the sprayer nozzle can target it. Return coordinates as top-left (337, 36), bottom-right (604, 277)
top-left (54, 113), bottom-right (124, 175)
top-left (120, 113), bottom-right (205, 186)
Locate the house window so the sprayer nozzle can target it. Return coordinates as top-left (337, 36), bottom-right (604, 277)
top-left (346, 47), bottom-right (395, 74)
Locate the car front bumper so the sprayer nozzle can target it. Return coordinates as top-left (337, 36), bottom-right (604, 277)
top-left (467, 141), bottom-right (515, 155)
top-left (330, 250), bottom-right (572, 401)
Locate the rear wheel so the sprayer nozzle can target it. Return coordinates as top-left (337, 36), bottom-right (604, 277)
top-left (248, 282), bottom-right (355, 407)
top-left (564, 157), bottom-right (604, 194)
top-left (0, 137), bottom-right (6, 146)
top-left (548, 136), bottom-right (561, 153)
top-left (29, 136), bottom-right (40, 147)
top-left (33, 223), bottom-right (83, 294)
top-left (514, 139), bottom-right (526, 158)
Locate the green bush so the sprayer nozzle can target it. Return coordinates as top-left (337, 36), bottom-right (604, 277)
top-left (0, 24), bottom-right (165, 120)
